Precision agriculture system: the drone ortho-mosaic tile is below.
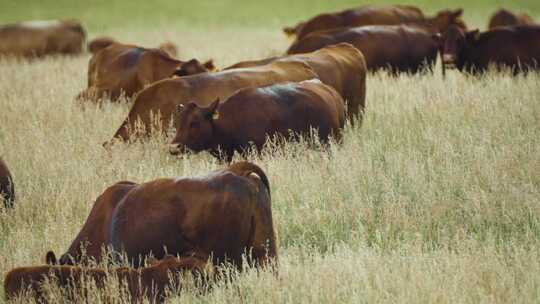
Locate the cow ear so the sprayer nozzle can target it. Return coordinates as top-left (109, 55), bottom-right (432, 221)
top-left (46, 251), bottom-right (57, 265)
top-left (452, 8), bottom-right (464, 18)
top-left (203, 59), bottom-right (215, 71)
top-left (206, 98), bottom-right (220, 120)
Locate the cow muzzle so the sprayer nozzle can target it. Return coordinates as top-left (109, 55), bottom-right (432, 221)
top-left (442, 54), bottom-right (457, 69)
top-left (169, 143), bottom-right (187, 155)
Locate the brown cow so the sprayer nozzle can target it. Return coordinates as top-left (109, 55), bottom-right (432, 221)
top-left (78, 43), bottom-right (214, 102)
top-left (288, 25), bottom-right (442, 74)
top-left (0, 157), bottom-right (15, 208)
top-left (226, 43), bottom-right (367, 125)
top-left (488, 9), bottom-right (535, 29)
top-left (5, 255), bottom-right (209, 303)
top-left (46, 162), bottom-right (277, 270)
top-left (0, 19), bottom-right (85, 58)
top-left (442, 24), bottom-right (540, 74)
top-left (110, 60), bottom-right (318, 142)
top-left (169, 79), bottom-right (346, 160)
top-left (283, 5), bottom-right (465, 40)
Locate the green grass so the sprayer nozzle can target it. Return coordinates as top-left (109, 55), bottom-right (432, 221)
top-left (1, 1), bottom-right (540, 303)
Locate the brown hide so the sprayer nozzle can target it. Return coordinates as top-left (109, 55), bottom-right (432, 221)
top-left (169, 79), bottom-right (345, 160)
top-left (109, 161), bottom-right (277, 268)
top-left (78, 43), bottom-right (211, 102)
top-left (0, 157), bottom-right (15, 208)
top-left (226, 43), bottom-right (366, 124)
top-left (284, 5), bottom-right (465, 40)
top-left (288, 25), bottom-right (441, 74)
top-left (0, 19), bottom-right (85, 58)
top-left (87, 36), bottom-right (116, 54)
top-left (110, 60), bottom-right (317, 142)
top-left (488, 9), bottom-right (535, 29)
top-left (5, 256), bottom-right (208, 303)
top-left (442, 25), bottom-right (540, 74)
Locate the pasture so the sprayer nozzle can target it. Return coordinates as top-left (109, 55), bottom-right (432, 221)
top-left (1, 0), bottom-right (540, 303)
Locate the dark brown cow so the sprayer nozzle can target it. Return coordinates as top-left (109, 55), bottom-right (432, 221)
top-left (226, 43), bottom-right (367, 125)
top-left (488, 9), bottom-right (535, 29)
top-left (78, 43), bottom-right (214, 102)
top-left (169, 79), bottom-right (346, 160)
top-left (288, 25), bottom-right (442, 74)
top-left (283, 5), bottom-right (465, 40)
top-left (0, 19), bottom-right (85, 57)
top-left (46, 162), bottom-right (277, 270)
top-left (110, 60), bottom-right (317, 142)
top-left (0, 157), bottom-right (15, 208)
top-left (5, 255), bottom-right (208, 303)
top-left (442, 25), bottom-right (540, 74)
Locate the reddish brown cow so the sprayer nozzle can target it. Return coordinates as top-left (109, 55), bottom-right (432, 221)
top-left (109, 60), bottom-right (317, 142)
top-left (488, 9), bottom-right (535, 29)
top-left (288, 25), bottom-right (442, 74)
top-left (0, 157), bottom-right (15, 208)
top-left (78, 43), bottom-right (214, 102)
top-left (46, 162), bottom-right (277, 270)
top-left (442, 25), bottom-right (540, 74)
top-left (0, 19), bottom-right (85, 57)
top-left (226, 43), bottom-right (367, 125)
top-left (169, 79), bottom-right (346, 160)
top-left (5, 255), bottom-right (208, 303)
top-left (284, 5), bottom-right (465, 40)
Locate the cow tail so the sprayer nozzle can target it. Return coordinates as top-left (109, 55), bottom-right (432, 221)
top-left (228, 162), bottom-right (270, 199)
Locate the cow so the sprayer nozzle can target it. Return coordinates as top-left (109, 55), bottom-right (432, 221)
top-left (87, 37), bottom-right (179, 58)
top-left (46, 162), bottom-right (277, 271)
top-left (488, 9), bottom-right (535, 29)
top-left (283, 5), bottom-right (465, 40)
top-left (0, 157), bottom-right (15, 208)
top-left (442, 24), bottom-right (540, 74)
top-left (169, 79), bottom-right (346, 160)
top-left (0, 19), bottom-right (85, 58)
top-left (226, 43), bottom-right (367, 125)
top-left (5, 255), bottom-right (209, 303)
top-left (287, 25), bottom-right (442, 74)
top-left (109, 60), bottom-right (318, 142)
top-left (77, 43), bottom-right (214, 102)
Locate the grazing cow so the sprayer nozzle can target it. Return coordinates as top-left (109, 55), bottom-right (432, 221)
top-left (226, 43), bottom-right (367, 124)
top-left (5, 255), bottom-right (208, 303)
top-left (288, 25), bottom-right (442, 74)
top-left (283, 5), bottom-right (466, 40)
top-left (169, 79), bottom-right (346, 160)
top-left (488, 9), bottom-right (535, 29)
top-left (78, 43), bottom-right (214, 102)
top-left (46, 162), bottom-right (277, 270)
top-left (0, 19), bottom-right (85, 58)
top-left (110, 60), bottom-right (317, 142)
top-left (442, 25), bottom-right (540, 74)
top-left (0, 157), bottom-right (15, 208)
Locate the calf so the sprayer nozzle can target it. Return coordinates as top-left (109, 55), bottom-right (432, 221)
top-left (5, 255), bottom-right (208, 303)
top-left (169, 79), bottom-right (345, 160)
top-left (442, 24), bottom-right (540, 74)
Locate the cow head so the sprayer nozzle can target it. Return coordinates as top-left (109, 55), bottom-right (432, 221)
top-left (173, 59), bottom-right (215, 77)
top-left (430, 8), bottom-right (467, 33)
top-left (169, 99), bottom-right (220, 155)
top-left (442, 25), bottom-right (480, 69)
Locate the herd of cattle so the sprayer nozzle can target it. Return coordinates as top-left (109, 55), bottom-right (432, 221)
top-left (0, 4), bottom-right (539, 303)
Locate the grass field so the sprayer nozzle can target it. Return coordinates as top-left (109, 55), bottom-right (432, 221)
top-left (1, 1), bottom-right (540, 303)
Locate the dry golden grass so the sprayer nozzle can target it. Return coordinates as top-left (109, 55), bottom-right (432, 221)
top-left (1, 26), bottom-right (539, 303)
